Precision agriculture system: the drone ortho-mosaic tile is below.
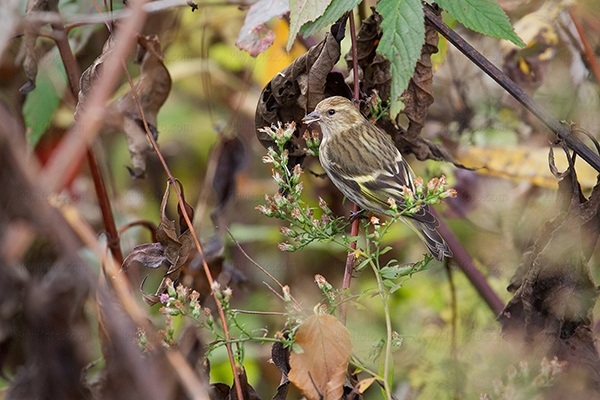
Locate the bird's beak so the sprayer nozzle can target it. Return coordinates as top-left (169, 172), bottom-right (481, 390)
top-left (302, 110), bottom-right (321, 124)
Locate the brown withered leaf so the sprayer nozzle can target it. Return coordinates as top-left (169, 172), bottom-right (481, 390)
top-left (123, 181), bottom-right (195, 306)
top-left (74, 38), bottom-right (117, 121)
top-left (19, 0), bottom-right (59, 93)
top-left (344, 10), bottom-right (390, 102)
top-left (288, 314), bottom-right (352, 400)
top-left (117, 35), bottom-right (172, 178)
top-left (231, 367), bottom-right (262, 400)
top-left (255, 16), bottom-right (350, 168)
top-left (499, 143), bottom-right (600, 394)
top-left (121, 242), bottom-right (166, 272)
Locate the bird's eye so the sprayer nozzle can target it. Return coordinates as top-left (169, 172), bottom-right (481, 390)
top-left (327, 109), bottom-right (336, 115)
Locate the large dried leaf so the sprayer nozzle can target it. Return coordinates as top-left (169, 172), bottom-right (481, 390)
top-left (288, 314), bottom-right (352, 400)
top-left (236, 0), bottom-right (289, 57)
top-left (255, 17), bottom-right (348, 167)
top-left (117, 35), bottom-right (172, 178)
top-left (499, 144), bottom-right (600, 393)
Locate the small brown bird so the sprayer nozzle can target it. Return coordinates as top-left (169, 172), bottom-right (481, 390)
top-left (302, 96), bottom-right (452, 261)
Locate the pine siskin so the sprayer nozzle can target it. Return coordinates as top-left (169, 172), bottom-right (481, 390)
top-left (302, 96), bottom-right (452, 261)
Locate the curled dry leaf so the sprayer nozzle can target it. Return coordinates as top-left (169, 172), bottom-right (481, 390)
top-left (19, 0), bottom-right (59, 93)
top-left (75, 36), bottom-right (171, 178)
top-left (121, 181), bottom-right (195, 306)
top-left (499, 143), bottom-right (600, 393)
top-left (117, 35), bottom-right (172, 178)
top-left (255, 16), bottom-right (349, 167)
top-left (288, 314), bottom-right (352, 400)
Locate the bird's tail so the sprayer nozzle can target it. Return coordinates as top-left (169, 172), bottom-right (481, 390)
top-left (403, 217), bottom-right (452, 261)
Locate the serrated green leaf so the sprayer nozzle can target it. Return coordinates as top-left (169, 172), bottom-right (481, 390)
top-left (24, 48), bottom-right (67, 148)
top-left (436, 0), bottom-right (525, 47)
top-left (287, 0), bottom-right (333, 52)
top-left (300, 0), bottom-right (361, 38)
top-left (376, 0), bottom-right (425, 118)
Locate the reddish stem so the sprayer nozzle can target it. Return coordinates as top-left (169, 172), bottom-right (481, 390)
top-left (51, 21), bottom-right (124, 264)
top-left (340, 10), bottom-right (361, 325)
top-left (119, 57), bottom-right (244, 400)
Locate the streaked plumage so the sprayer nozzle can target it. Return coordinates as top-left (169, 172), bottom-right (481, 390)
top-left (302, 96), bottom-right (452, 261)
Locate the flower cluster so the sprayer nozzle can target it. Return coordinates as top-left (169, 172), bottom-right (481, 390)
top-left (257, 122), bottom-right (350, 252)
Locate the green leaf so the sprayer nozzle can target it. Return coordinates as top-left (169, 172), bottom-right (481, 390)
top-left (379, 246), bottom-right (393, 255)
top-left (436, 0), bottom-right (525, 47)
top-left (24, 48), bottom-right (67, 148)
top-left (376, 0), bottom-right (425, 118)
top-left (300, 0), bottom-right (361, 38)
top-left (287, 0), bottom-right (333, 51)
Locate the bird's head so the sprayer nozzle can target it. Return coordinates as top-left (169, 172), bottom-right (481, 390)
top-left (302, 96), bottom-right (364, 139)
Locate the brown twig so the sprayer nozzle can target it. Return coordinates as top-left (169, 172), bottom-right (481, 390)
top-left (50, 18), bottom-right (124, 264)
top-left (568, 8), bottom-right (600, 84)
top-left (119, 220), bottom-right (159, 243)
top-left (340, 9), bottom-right (362, 326)
top-left (423, 5), bottom-right (600, 173)
top-left (36, 0), bottom-right (210, 397)
top-left (118, 44), bottom-right (244, 400)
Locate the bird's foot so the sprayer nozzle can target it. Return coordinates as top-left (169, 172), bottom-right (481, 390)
top-left (348, 209), bottom-right (368, 223)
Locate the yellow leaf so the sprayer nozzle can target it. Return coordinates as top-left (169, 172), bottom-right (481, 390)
top-left (454, 145), bottom-right (598, 189)
top-left (256, 19), bottom-right (307, 87)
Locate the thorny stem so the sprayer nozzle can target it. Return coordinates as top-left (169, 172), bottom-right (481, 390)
top-left (424, 5), bottom-right (600, 173)
top-left (340, 8), bottom-right (362, 326)
top-left (50, 19), bottom-right (124, 264)
top-left (119, 56), bottom-right (244, 400)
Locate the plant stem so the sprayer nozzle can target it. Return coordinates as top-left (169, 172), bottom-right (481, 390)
top-left (51, 20), bottom-right (124, 264)
top-left (369, 260), bottom-right (393, 400)
top-left (340, 8), bottom-right (362, 326)
top-left (423, 5), bottom-right (600, 173)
